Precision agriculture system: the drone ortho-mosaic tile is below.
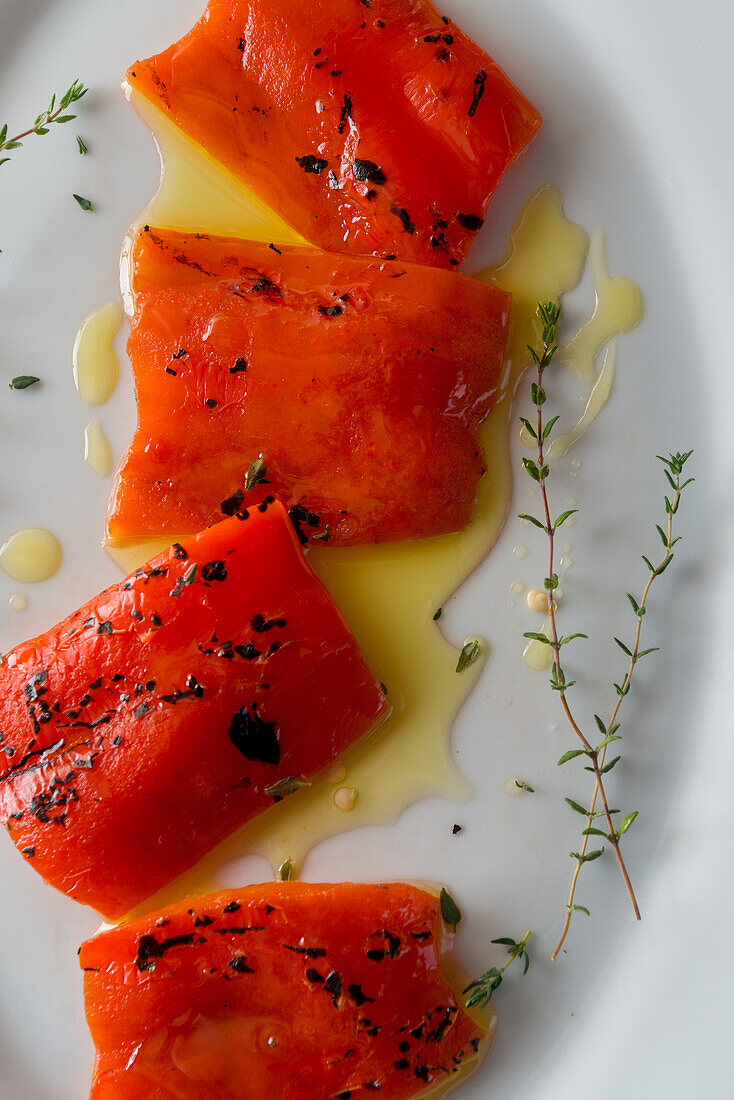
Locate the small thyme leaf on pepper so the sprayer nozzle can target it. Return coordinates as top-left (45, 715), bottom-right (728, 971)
top-left (439, 887), bottom-right (462, 931)
top-left (464, 931), bottom-right (532, 1009)
top-left (9, 375), bottom-right (40, 390)
top-left (456, 638), bottom-right (481, 673)
top-left (245, 455), bottom-right (268, 492)
top-left (278, 858), bottom-right (294, 881)
top-left (264, 776), bottom-right (312, 798)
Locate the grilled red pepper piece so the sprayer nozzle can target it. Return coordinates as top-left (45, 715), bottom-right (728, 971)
top-left (126, 0), bottom-right (541, 269)
top-left (80, 882), bottom-right (489, 1099)
top-left (107, 228), bottom-right (511, 547)
top-left (0, 504), bottom-right (387, 916)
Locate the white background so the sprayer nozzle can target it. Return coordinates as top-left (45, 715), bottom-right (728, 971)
top-left (0, 0), bottom-right (731, 1096)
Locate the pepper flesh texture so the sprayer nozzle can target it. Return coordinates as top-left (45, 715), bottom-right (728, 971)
top-left (0, 504), bottom-right (387, 917)
top-left (80, 882), bottom-right (488, 1100)
top-left (126, 0), bottom-right (541, 269)
top-left (107, 228), bottom-right (511, 547)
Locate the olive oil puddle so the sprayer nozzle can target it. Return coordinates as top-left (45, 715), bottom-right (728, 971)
top-left (72, 300), bottom-right (123, 406)
top-left (0, 528), bottom-right (62, 584)
top-left (112, 98), bottom-right (591, 910)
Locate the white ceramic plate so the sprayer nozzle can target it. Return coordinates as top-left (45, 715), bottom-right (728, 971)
top-left (0, 1), bottom-right (730, 1096)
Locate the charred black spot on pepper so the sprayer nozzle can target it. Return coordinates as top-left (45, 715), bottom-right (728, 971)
top-left (133, 703), bottom-right (149, 719)
top-left (228, 706), bottom-right (280, 764)
top-left (151, 614), bottom-right (163, 627)
top-left (398, 1041), bottom-right (410, 1053)
top-left (251, 274), bottom-right (282, 298)
top-left (288, 503), bottom-right (320, 545)
top-left (229, 955), bottom-right (255, 973)
top-left (221, 489), bottom-right (244, 516)
top-left (414, 1065), bottom-right (430, 1080)
top-left (135, 932), bottom-right (195, 971)
top-left (457, 212), bottom-right (484, 231)
top-left (229, 357), bottom-right (248, 374)
top-left (337, 1094), bottom-right (352, 1100)
top-left (202, 561), bottom-right (227, 582)
top-left (22, 846), bottom-right (35, 857)
top-left (324, 971), bottom-right (342, 1005)
top-left (146, 681), bottom-right (156, 692)
top-left (97, 622), bottom-right (113, 635)
top-left (338, 92), bottom-right (354, 135)
top-left (284, 944), bottom-right (326, 959)
top-left (112, 736), bottom-right (123, 747)
top-left (348, 983), bottom-right (376, 1006)
top-left (234, 643), bottom-right (261, 661)
top-left (296, 155), bottom-right (328, 174)
top-left (172, 348), bottom-right (187, 360)
top-left (194, 915), bottom-right (214, 927)
top-left (424, 33), bottom-right (441, 42)
top-left (443, 33), bottom-right (454, 43)
top-left (268, 243), bottom-right (282, 255)
top-left (364, 1078), bottom-right (381, 1087)
top-left (353, 159), bottom-right (386, 185)
top-left (206, 398), bottom-right (219, 409)
top-left (391, 207), bottom-right (416, 234)
top-left (319, 304), bottom-right (344, 318)
top-left (251, 614), bottom-right (287, 633)
top-left (468, 70), bottom-right (487, 117)
top-left (306, 968), bottom-right (324, 984)
top-left (237, 37), bottom-right (245, 50)
top-left (172, 543), bottom-right (188, 560)
top-left (130, 609), bottom-right (143, 621)
top-left (224, 901), bottom-right (241, 913)
top-left (165, 367), bottom-right (177, 376)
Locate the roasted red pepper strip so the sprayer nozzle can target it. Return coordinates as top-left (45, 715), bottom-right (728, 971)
top-left (126, 0), bottom-right (541, 268)
top-left (80, 882), bottom-right (489, 1099)
top-left (0, 504), bottom-right (387, 916)
top-left (107, 228), bottom-right (511, 547)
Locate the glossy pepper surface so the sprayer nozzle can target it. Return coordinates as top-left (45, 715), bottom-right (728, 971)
top-left (126, 0), bottom-right (541, 269)
top-left (80, 882), bottom-right (489, 1099)
top-left (107, 227), bottom-right (511, 547)
top-left (0, 504), bottom-right (387, 916)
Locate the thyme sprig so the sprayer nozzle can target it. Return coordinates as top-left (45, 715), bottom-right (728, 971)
top-left (0, 80), bottom-right (88, 166)
top-left (519, 302), bottom-right (693, 958)
top-left (463, 931), bottom-right (532, 1009)
top-left (551, 449), bottom-right (693, 957)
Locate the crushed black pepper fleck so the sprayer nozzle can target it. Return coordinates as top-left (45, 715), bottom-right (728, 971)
top-left (295, 155), bottom-right (328, 174)
top-left (228, 706), bottom-right (280, 764)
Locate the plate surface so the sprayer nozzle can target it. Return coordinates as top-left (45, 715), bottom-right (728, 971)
top-left (0, 1), bottom-right (730, 1097)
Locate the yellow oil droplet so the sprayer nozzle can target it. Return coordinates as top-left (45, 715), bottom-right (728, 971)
top-left (333, 787), bottom-right (357, 812)
top-left (526, 588), bottom-right (548, 613)
top-left (513, 545), bottom-right (529, 560)
top-left (523, 619), bottom-right (554, 672)
top-left (0, 528), bottom-right (62, 584)
top-left (8, 593), bottom-right (28, 612)
top-left (84, 419), bottom-right (114, 478)
top-left (106, 115), bottom-right (592, 885)
top-left (73, 301), bottom-right (124, 406)
top-left (510, 581), bottom-right (524, 596)
top-left (562, 231), bottom-right (643, 383)
top-left (325, 763), bottom-right (347, 785)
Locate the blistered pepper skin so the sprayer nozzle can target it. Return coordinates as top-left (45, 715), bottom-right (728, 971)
top-left (81, 882), bottom-right (488, 1100)
top-left (0, 504), bottom-right (387, 917)
top-left (107, 228), bottom-right (511, 547)
top-left (126, 0), bottom-right (541, 269)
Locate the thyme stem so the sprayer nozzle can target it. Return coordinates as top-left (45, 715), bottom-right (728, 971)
top-left (529, 308), bottom-right (641, 930)
top-left (551, 462), bottom-right (689, 958)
